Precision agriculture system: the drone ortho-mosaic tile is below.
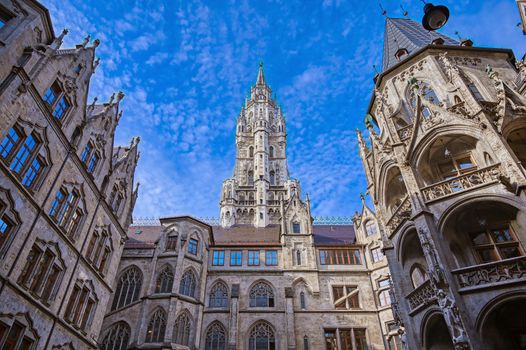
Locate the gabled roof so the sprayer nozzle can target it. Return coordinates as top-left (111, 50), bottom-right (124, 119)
top-left (382, 17), bottom-right (458, 71)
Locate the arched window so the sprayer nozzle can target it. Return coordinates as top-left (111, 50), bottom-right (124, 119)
top-left (410, 265), bottom-right (428, 288)
top-left (249, 322), bottom-right (275, 350)
top-left (248, 170), bottom-right (254, 186)
top-left (408, 80), bottom-right (439, 118)
top-left (101, 321), bottom-right (130, 350)
top-left (296, 250), bottom-right (302, 265)
top-left (155, 266), bottom-right (174, 293)
top-left (205, 322), bottom-right (227, 350)
top-left (209, 281), bottom-right (228, 308)
top-left (173, 312), bottom-right (191, 345)
top-left (249, 146), bottom-right (254, 158)
top-left (466, 79), bottom-right (484, 101)
top-left (145, 309), bottom-right (166, 343)
top-left (303, 335), bottom-right (309, 350)
top-left (249, 282), bottom-right (274, 307)
top-left (365, 221), bottom-right (377, 236)
top-left (269, 146), bottom-right (274, 158)
top-left (111, 266), bottom-right (142, 310)
top-left (300, 291), bottom-right (306, 309)
top-left (179, 270), bottom-right (196, 297)
top-left (269, 171), bottom-right (275, 185)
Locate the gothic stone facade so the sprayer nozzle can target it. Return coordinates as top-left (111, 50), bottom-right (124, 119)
top-left (358, 17), bottom-right (526, 350)
top-left (99, 68), bottom-right (397, 350)
top-left (0, 0), bottom-right (139, 349)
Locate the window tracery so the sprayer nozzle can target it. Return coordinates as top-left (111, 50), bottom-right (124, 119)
top-left (209, 281), bottom-right (228, 308)
top-left (249, 282), bottom-right (274, 307)
top-left (111, 266), bottom-right (142, 310)
top-left (155, 266), bottom-right (174, 293)
top-left (100, 321), bottom-right (130, 350)
top-left (173, 312), bottom-right (191, 346)
top-left (205, 322), bottom-right (226, 350)
top-left (179, 270), bottom-right (196, 297)
top-left (248, 322), bottom-right (275, 350)
top-left (145, 309), bottom-right (166, 343)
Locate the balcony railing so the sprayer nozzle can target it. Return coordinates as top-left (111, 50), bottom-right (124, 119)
top-left (420, 163), bottom-right (501, 203)
top-left (268, 200), bottom-right (280, 206)
top-left (406, 279), bottom-right (436, 314)
top-left (452, 255), bottom-right (526, 291)
top-left (238, 200), bottom-right (256, 206)
top-left (385, 195), bottom-right (412, 234)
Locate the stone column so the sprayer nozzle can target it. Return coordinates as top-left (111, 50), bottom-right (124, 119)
top-left (228, 284), bottom-right (240, 350)
top-left (285, 287), bottom-right (296, 350)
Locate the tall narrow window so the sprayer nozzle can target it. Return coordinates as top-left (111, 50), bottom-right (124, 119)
top-left (410, 265), bottom-right (428, 288)
top-left (269, 146), bottom-right (274, 158)
top-left (212, 250), bottom-right (225, 266)
top-left (10, 134), bottom-right (37, 174)
top-left (269, 171), bottom-right (275, 185)
top-left (43, 81), bottom-right (70, 120)
top-left (155, 266), bottom-right (174, 293)
top-left (303, 336), bottom-right (309, 350)
top-left (247, 170), bottom-right (254, 185)
top-left (64, 280), bottom-right (97, 331)
top-left (188, 238), bottom-right (198, 255)
top-left (0, 321), bottom-right (35, 350)
top-left (145, 309), bottom-right (166, 343)
top-left (209, 282), bottom-right (228, 308)
top-left (230, 250), bottom-right (242, 266)
top-left (371, 247), bottom-right (384, 263)
top-left (248, 250), bottom-right (259, 266)
top-left (296, 250), bottom-right (302, 265)
top-left (0, 127), bottom-right (21, 160)
top-left (0, 8), bottom-right (13, 29)
top-left (0, 199), bottom-right (16, 255)
top-left (292, 222), bottom-right (301, 234)
top-left (300, 291), bottom-right (306, 309)
top-left (365, 221), bottom-right (377, 236)
top-left (467, 80), bottom-right (484, 101)
top-left (21, 156), bottom-right (44, 189)
top-left (379, 289), bottom-right (391, 306)
top-left (18, 243), bottom-right (64, 304)
top-left (87, 152), bottom-right (99, 174)
top-left (111, 266), bottom-right (142, 310)
top-left (173, 312), bottom-right (191, 346)
top-left (179, 270), bottom-right (196, 297)
top-left (101, 321), bottom-right (130, 350)
top-left (166, 235), bottom-right (177, 251)
top-left (80, 142), bottom-right (93, 163)
top-left (265, 250), bottom-right (277, 266)
top-left (205, 322), bottom-right (226, 350)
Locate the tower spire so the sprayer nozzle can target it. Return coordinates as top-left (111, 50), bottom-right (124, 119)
top-left (256, 61), bottom-right (266, 86)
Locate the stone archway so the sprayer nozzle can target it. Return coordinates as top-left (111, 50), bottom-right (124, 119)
top-left (423, 313), bottom-right (455, 350)
top-left (480, 297), bottom-right (526, 350)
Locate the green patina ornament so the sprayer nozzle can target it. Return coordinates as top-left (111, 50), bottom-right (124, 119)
top-left (364, 113), bottom-right (374, 128)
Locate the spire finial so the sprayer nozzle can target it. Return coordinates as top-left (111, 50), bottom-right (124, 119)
top-left (379, 2), bottom-right (387, 16)
top-left (400, 5), bottom-right (409, 17)
top-left (256, 61), bottom-right (266, 85)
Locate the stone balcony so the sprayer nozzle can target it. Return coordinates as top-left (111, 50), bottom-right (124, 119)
top-left (385, 195), bottom-right (412, 235)
top-left (452, 255), bottom-right (526, 293)
top-left (420, 163), bottom-right (502, 203)
top-left (406, 279), bottom-right (436, 315)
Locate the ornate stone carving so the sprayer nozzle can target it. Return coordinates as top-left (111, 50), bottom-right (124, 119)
top-left (436, 289), bottom-right (469, 349)
top-left (453, 256), bottom-right (526, 289)
top-left (417, 228), bottom-right (445, 285)
top-left (406, 279), bottom-right (436, 312)
top-left (385, 195), bottom-right (411, 234)
top-left (421, 163), bottom-right (502, 202)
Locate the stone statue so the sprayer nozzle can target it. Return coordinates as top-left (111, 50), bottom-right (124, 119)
top-left (436, 289), bottom-right (468, 346)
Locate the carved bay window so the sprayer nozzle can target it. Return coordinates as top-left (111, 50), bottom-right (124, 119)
top-left (86, 228), bottom-right (112, 274)
top-left (64, 279), bottom-right (98, 331)
top-left (332, 286), bottom-right (359, 309)
top-left (49, 185), bottom-right (84, 240)
top-left (43, 81), bottom-right (70, 120)
top-left (179, 270), bottom-right (196, 298)
top-left (17, 240), bottom-right (65, 305)
top-left (0, 189), bottom-right (20, 256)
top-left (0, 313), bottom-right (39, 350)
top-left (470, 226), bottom-right (523, 264)
top-left (0, 125), bottom-right (49, 191)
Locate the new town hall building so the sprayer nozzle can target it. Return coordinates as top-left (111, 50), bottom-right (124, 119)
top-left (0, 0), bottom-right (525, 350)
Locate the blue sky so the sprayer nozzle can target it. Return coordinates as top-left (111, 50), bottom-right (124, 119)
top-left (42, 0), bottom-right (524, 219)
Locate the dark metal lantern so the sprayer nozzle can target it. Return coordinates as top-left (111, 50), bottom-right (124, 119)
top-left (422, 3), bottom-right (450, 31)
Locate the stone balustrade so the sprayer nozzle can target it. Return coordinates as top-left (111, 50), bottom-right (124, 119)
top-left (452, 255), bottom-right (526, 291)
top-left (385, 195), bottom-right (412, 234)
top-left (406, 279), bottom-right (436, 314)
top-left (421, 163), bottom-right (502, 203)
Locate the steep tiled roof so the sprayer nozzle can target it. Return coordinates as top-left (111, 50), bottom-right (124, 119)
top-left (382, 17), bottom-right (458, 71)
top-left (313, 225), bottom-right (356, 245)
top-left (126, 223), bottom-right (355, 247)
